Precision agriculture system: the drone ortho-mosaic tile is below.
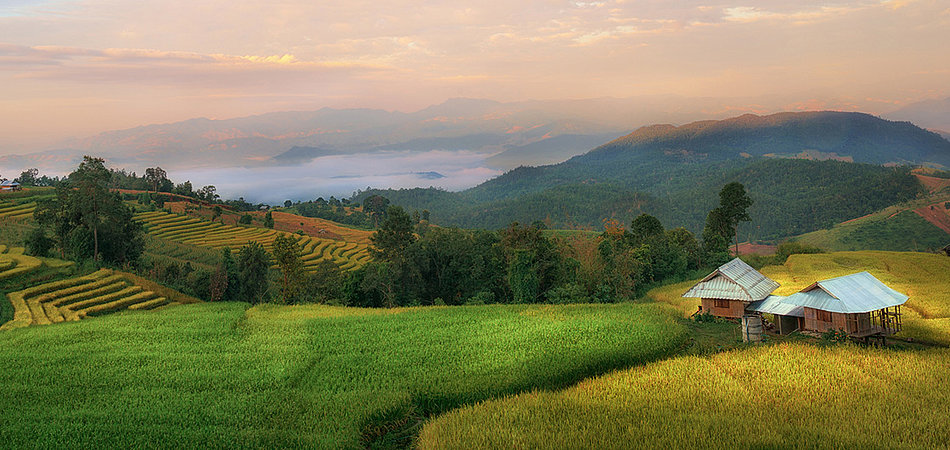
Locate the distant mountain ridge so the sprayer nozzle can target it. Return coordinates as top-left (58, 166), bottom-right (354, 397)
top-left (0, 96), bottom-right (778, 174)
top-left (358, 111), bottom-right (946, 240)
top-left (582, 111), bottom-right (950, 166)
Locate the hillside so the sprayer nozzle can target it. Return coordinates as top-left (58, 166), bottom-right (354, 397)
top-left (419, 251), bottom-right (950, 448)
top-left (355, 112), bottom-right (945, 239)
top-left (360, 159), bottom-right (922, 239)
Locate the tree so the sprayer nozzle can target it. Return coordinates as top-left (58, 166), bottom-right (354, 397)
top-left (629, 213), bottom-right (664, 244)
top-left (717, 182), bottom-right (754, 256)
top-left (263, 211), bottom-right (274, 228)
top-left (144, 167), bottom-right (167, 192)
top-left (363, 195), bottom-right (390, 227)
top-left (238, 214), bottom-right (253, 225)
top-left (284, 200), bottom-right (293, 208)
top-left (16, 168), bottom-right (38, 186)
top-left (370, 206), bottom-right (416, 262)
top-left (272, 234), bottom-right (305, 303)
top-left (34, 156), bottom-right (143, 264)
top-left (211, 206), bottom-right (222, 222)
top-left (198, 185), bottom-right (218, 202)
top-left (236, 242), bottom-right (270, 304)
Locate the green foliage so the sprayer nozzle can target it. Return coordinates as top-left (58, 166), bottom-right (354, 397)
top-left (820, 328), bottom-right (850, 345)
top-left (369, 206), bottom-right (416, 262)
top-left (238, 214), bottom-right (253, 225)
top-left (796, 210), bottom-right (949, 252)
top-left (0, 301), bottom-right (687, 448)
top-left (237, 242), bottom-right (270, 304)
top-left (272, 234), bottom-right (305, 303)
top-left (24, 228), bottom-right (54, 258)
top-left (34, 156), bottom-right (144, 265)
top-left (357, 159), bottom-right (922, 241)
top-left (263, 210), bottom-right (274, 229)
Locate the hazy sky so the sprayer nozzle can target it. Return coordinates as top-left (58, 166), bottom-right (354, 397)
top-left (1, 0), bottom-right (948, 152)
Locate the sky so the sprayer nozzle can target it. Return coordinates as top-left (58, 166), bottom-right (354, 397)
top-left (1, 0), bottom-right (949, 153)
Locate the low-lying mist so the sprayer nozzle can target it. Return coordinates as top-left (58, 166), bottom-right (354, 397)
top-left (175, 150), bottom-right (501, 204)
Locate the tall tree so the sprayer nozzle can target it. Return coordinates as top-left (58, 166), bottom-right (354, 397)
top-left (370, 205), bottom-right (416, 262)
top-left (363, 195), bottom-right (390, 228)
top-left (35, 156), bottom-right (143, 264)
top-left (16, 168), bottom-right (38, 186)
top-left (236, 242), bottom-right (270, 304)
top-left (263, 210), bottom-right (274, 228)
top-left (144, 167), bottom-right (167, 193)
top-left (71, 156), bottom-right (113, 262)
top-left (272, 234), bottom-right (305, 303)
top-left (717, 182), bottom-right (754, 256)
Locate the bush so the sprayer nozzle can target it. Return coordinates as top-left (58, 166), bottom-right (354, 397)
top-left (821, 328), bottom-right (849, 345)
top-left (465, 291), bottom-right (494, 305)
top-left (25, 228), bottom-right (54, 257)
top-left (545, 283), bottom-right (590, 304)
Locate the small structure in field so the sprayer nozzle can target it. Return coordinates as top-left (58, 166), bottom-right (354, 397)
top-left (682, 258), bottom-right (779, 319)
top-left (781, 271), bottom-right (906, 338)
top-left (0, 180), bottom-right (22, 191)
top-left (684, 261), bottom-right (908, 340)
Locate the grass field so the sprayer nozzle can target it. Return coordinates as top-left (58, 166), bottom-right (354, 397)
top-left (0, 268), bottom-right (200, 330)
top-left (418, 343), bottom-right (950, 449)
top-left (135, 210), bottom-right (372, 271)
top-left (418, 252), bottom-right (950, 449)
top-left (0, 301), bottom-right (688, 448)
top-left (0, 245), bottom-right (74, 283)
top-left (794, 189), bottom-right (950, 252)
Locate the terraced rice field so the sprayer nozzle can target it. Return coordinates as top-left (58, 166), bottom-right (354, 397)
top-left (135, 210), bottom-right (372, 270)
top-left (0, 201), bottom-right (36, 219)
top-left (0, 245), bottom-right (45, 281)
top-left (0, 268), bottom-right (179, 330)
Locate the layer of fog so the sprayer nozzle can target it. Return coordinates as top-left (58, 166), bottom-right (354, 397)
top-left (174, 150), bottom-right (501, 204)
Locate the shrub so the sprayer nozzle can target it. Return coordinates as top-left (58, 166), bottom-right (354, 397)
top-left (25, 228), bottom-right (54, 257)
top-left (466, 291), bottom-right (495, 305)
top-left (545, 283), bottom-right (590, 304)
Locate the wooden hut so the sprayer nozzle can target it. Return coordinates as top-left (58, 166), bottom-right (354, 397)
top-left (781, 271), bottom-right (906, 338)
top-left (682, 258), bottom-right (780, 319)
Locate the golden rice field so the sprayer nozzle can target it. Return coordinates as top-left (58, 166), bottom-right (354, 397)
top-left (0, 200), bottom-right (36, 219)
top-left (654, 251), bottom-right (950, 346)
top-left (0, 244), bottom-right (56, 281)
top-left (0, 268), bottom-right (199, 331)
top-left (418, 343), bottom-right (950, 449)
top-left (134, 210), bottom-right (372, 271)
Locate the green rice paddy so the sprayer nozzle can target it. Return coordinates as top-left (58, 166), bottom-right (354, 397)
top-left (0, 302), bottom-right (688, 448)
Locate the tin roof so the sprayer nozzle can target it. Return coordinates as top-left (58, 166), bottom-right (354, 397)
top-left (782, 271), bottom-right (908, 314)
top-left (682, 258), bottom-right (779, 302)
top-left (747, 295), bottom-right (805, 317)
top-left (0, 180), bottom-right (19, 186)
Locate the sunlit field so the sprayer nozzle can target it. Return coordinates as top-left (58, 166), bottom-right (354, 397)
top-left (418, 343), bottom-right (950, 449)
top-left (135, 210), bottom-right (372, 271)
top-left (0, 302), bottom-right (687, 448)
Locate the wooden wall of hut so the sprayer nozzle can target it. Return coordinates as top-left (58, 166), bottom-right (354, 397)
top-left (701, 298), bottom-right (748, 318)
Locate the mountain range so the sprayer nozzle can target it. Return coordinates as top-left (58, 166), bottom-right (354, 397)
top-left (0, 96), bottom-right (802, 174)
top-left (356, 111), bottom-right (950, 240)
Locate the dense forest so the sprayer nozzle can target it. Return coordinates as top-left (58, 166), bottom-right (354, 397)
top-left (356, 158), bottom-right (923, 239)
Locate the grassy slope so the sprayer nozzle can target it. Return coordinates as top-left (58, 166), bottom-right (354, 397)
top-left (0, 302), bottom-right (687, 448)
top-left (418, 343), bottom-right (950, 449)
top-left (793, 189), bottom-right (950, 252)
top-left (419, 251), bottom-right (950, 449)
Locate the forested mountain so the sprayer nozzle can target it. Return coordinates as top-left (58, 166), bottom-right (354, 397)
top-left (357, 159), bottom-right (920, 240)
top-left (357, 112), bottom-right (943, 239)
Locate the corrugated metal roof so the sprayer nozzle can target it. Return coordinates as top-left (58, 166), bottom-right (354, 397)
top-left (747, 295), bottom-right (805, 317)
top-left (682, 258), bottom-right (779, 301)
top-left (782, 271), bottom-right (908, 313)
